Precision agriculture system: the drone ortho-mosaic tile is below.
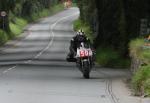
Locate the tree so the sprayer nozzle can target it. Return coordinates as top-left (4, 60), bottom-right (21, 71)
top-left (77, 0), bottom-right (150, 56)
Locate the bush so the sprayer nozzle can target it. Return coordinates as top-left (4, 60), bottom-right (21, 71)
top-left (96, 47), bottom-right (130, 68)
top-left (0, 30), bottom-right (8, 45)
top-left (129, 38), bottom-right (145, 59)
top-left (132, 65), bottom-right (150, 96)
top-left (10, 18), bottom-right (27, 36)
top-left (142, 49), bottom-right (150, 64)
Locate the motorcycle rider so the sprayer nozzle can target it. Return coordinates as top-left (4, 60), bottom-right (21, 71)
top-left (67, 29), bottom-right (91, 59)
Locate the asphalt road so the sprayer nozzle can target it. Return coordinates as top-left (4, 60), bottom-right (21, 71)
top-left (0, 8), bottom-right (132, 103)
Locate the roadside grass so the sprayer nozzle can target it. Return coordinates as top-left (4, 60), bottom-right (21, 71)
top-left (0, 30), bottom-right (8, 46)
top-left (129, 38), bottom-right (150, 65)
top-left (132, 65), bottom-right (150, 96)
top-left (129, 38), bottom-right (150, 64)
top-left (10, 18), bottom-right (27, 36)
top-left (142, 49), bottom-right (150, 64)
top-left (96, 47), bottom-right (130, 68)
top-left (129, 38), bottom-right (145, 59)
top-left (130, 38), bottom-right (150, 96)
top-left (144, 77), bottom-right (150, 97)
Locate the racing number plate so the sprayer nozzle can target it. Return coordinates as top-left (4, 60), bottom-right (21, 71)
top-left (79, 50), bottom-right (90, 57)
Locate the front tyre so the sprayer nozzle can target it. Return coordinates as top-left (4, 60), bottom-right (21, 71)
top-left (83, 70), bottom-right (89, 79)
top-left (83, 61), bottom-right (90, 79)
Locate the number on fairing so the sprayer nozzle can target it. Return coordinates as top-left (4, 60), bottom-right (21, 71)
top-left (80, 50), bottom-right (89, 57)
top-left (85, 50), bottom-right (89, 56)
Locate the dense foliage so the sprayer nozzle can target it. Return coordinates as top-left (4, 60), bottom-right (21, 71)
top-left (76, 0), bottom-right (150, 56)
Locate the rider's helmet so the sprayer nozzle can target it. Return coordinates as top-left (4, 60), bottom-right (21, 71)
top-left (79, 32), bottom-right (83, 35)
top-left (78, 29), bottom-right (84, 35)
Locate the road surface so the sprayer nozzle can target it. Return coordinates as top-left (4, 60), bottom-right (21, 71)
top-left (0, 7), bottom-right (143, 103)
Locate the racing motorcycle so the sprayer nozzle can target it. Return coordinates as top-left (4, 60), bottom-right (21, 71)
top-left (76, 42), bottom-right (93, 79)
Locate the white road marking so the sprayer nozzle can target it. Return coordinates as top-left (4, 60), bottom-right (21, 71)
top-left (7, 66), bottom-right (16, 71)
top-left (2, 66), bottom-right (17, 74)
top-left (3, 70), bottom-right (8, 74)
top-left (24, 60), bottom-right (32, 64)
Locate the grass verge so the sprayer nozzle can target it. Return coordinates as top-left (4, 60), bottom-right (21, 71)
top-left (130, 38), bottom-right (150, 96)
top-left (96, 47), bottom-right (130, 68)
top-left (0, 30), bottom-right (8, 46)
top-left (10, 18), bottom-right (27, 36)
top-left (132, 65), bottom-right (150, 96)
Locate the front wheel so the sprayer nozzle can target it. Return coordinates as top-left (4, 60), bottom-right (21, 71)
top-left (83, 70), bottom-right (89, 79)
top-left (82, 61), bottom-right (90, 79)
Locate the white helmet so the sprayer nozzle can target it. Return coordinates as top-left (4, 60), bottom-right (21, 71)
top-left (80, 32), bottom-right (84, 35)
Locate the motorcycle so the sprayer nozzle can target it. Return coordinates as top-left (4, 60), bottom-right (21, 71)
top-left (75, 42), bottom-right (93, 79)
